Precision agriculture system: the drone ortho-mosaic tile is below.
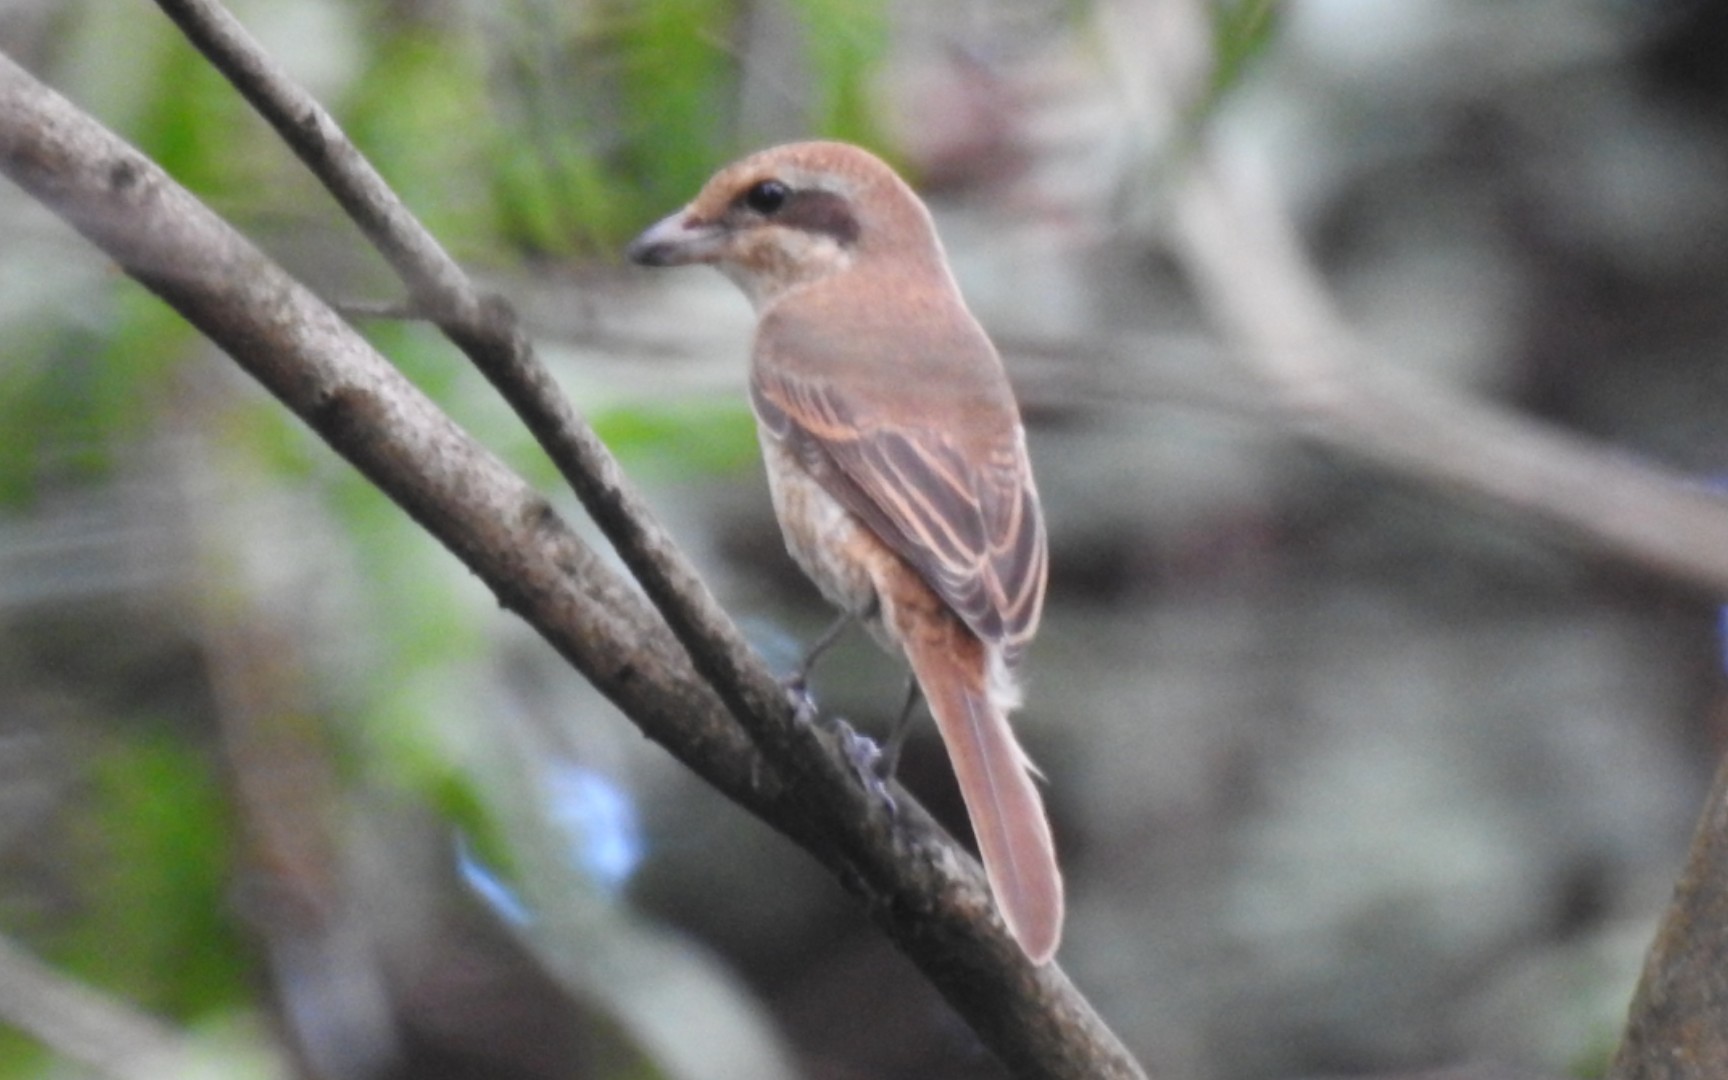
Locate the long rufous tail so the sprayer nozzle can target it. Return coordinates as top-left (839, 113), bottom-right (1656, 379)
top-left (900, 620), bottom-right (1063, 963)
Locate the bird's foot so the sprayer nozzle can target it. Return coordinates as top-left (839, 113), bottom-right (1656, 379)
top-left (782, 679), bottom-right (897, 815)
top-left (781, 674), bottom-right (818, 723)
top-left (832, 719), bottom-right (898, 817)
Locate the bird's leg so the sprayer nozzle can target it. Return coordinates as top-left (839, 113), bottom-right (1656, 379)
top-left (827, 675), bottom-right (922, 817)
top-left (877, 675), bottom-right (922, 781)
top-left (781, 610), bottom-right (856, 717)
top-left (792, 612), bottom-right (855, 687)
top-left (780, 608), bottom-right (906, 812)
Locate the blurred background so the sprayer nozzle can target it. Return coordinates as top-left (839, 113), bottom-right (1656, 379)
top-left (2, 0), bottom-right (1727, 1077)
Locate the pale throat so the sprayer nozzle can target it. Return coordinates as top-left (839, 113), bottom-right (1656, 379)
top-left (720, 230), bottom-right (855, 311)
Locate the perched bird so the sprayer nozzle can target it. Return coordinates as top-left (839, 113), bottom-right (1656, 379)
top-left (626, 141), bottom-right (1060, 963)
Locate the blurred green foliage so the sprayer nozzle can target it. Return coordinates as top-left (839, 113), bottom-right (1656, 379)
top-left (1206, 0), bottom-right (1278, 108)
top-left (64, 735), bottom-right (246, 1017)
top-left (132, 27), bottom-right (266, 204)
top-left (0, 316), bottom-right (114, 506)
top-left (0, 274), bottom-right (196, 508)
top-left (341, 0), bottom-right (889, 258)
top-left (591, 398), bottom-right (761, 478)
top-left (343, 19), bottom-right (504, 253)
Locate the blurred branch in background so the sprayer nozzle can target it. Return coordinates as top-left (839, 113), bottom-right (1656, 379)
top-left (170, 405), bottom-right (399, 1080)
top-left (1168, 104), bottom-right (1728, 597)
top-left (0, 933), bottom-right (217, 1080)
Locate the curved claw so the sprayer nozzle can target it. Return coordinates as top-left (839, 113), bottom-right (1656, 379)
top-left (832, 718), bottom-right (898, 818)
top-left (782, 675), bottom-right (818, 722)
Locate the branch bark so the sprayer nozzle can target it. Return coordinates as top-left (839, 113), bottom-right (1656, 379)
top-left (0, 37), bottom-right (1145, 1080)
top-left (1610, 750), bottom-right (1728, 1078)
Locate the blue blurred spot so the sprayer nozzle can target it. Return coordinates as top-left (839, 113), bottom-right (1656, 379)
top-left (457, 764), bottom-right (645, 923)
top-left (457, 836), bottom-right (532, 927)
top-left (543, 762), bottom-right (644, 896)
top-left (1719, 604), bottom-right (1728, 676)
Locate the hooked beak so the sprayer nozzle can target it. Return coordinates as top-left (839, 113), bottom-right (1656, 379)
top-left (625, 210), bottom-right (725, 267)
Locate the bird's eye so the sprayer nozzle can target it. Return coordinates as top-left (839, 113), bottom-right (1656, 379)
top-left (742, 179), bottom-right (790, 216)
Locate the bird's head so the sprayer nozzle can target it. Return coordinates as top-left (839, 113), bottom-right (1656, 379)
top-left (626, 141), bottom-right (942, 309)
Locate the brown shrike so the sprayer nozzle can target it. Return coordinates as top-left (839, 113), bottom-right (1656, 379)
top-left (626, 141), bottom-right (1060, 963)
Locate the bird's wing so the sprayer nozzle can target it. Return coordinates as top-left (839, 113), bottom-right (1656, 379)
top-left (751, 355), bottom-right (1046, 663)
